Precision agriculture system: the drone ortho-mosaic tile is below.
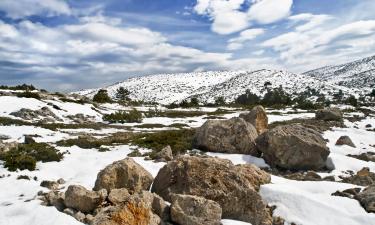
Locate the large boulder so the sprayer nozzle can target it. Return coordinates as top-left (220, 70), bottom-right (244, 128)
top-left (64, 185), bottom-right (107, 213)
top-left (170, 194), bottom-right (222, 225)
top-left (335, 135), bottom-right (356, 148)
top-left (315, 108), bottom-right (343, 121)
top-left (193, 117), bottom-right (259, 155)
top-left (93, 158), bottom-right (153, 193)
top-left (151, 156), bottom-right (272, 225)
top-left (256, 124), bottom-right (330, 170)
top-left (356, 185), bottom-right (375, 213)
top-left (239, 105), bottom-right (268, 134)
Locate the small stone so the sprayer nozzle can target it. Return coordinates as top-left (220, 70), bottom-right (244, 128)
top-left (40, 180), bottom-right (59, 190)
top-left (335, 136), bottom-right (356, 148)
top-left (57, 178), bottom-right (66, 184)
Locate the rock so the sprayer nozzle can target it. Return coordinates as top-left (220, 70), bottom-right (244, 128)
top-left (193, 117), bottom-right (259, 155)
top-left (256, 124), bottom-right (330, 170)
top-left (93, 158), bottom-right (153, 193)
top-left (348, 152), bottom-right (375, 162)
top-left (86, 214), bottom-right (95, 224)
top-left (239, 105), bottom-right (268, 134)
top-left (356, 185), bottom-right (375, 213)
top-left (341, 167), bottom-right (375, 186)
top-left (315, 108), bottom-right (343, 121)
top-left (284, 171), bottom-right (323, 181)
top-left (10, 107), bottom-right (62, 122)
top-left (366, 124), bottom-right (372, 128)
top-left (152, 156), bottom-right (272, 225)
top-left (64, 185), bottom-right (107, 213)
top-left (332, 188), bottom-right (361, 199)
top-left (154, 145), bottom-right (173, 161)
top-left (74, 211), bottom-right (86, 223)
top-left (170, 194), bottom-right (222, 225)
top-left (24, 135), bottom-right (36, 144)
top-left (0, 134), bottom-right (11, 140)
top-left (108, 188), bottom-right (131, 205)
top-left (335, 135), bottom-right (356, 147)
top-left (40, 180), bottom-right (59, 190)
top-left (67, 113), bottom-right (96, 124)
top-left (91, 191), bottom-right (165, 225)
top-left (63, 208), bottom-right (77, 217)
top-left (57, 178), bottom-right (66, 184)
top-left (45, 191), bottom-right (65, 211)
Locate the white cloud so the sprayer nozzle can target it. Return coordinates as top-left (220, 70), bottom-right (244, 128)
top-left (289, 13), bottom-right (333, 31)
top-left (194, 0), bottom-right (293, 35)
top-left (227, 28), bottom-right (264, 50)
top-left (0, 0), bottom-right (71, 19)
top-left (248, 0), bottom-right (293, 24)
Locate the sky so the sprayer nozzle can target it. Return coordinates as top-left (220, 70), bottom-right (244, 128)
top-left (0, 0), bottom-right (375, 92)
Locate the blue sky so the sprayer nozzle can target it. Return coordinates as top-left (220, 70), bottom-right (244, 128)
top-left (0, 0), bottom-right (375, 91)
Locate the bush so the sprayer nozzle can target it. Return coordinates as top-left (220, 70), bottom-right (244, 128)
top-left (93, 89), bottom-right (111, 103)
top-left (235, 90), bottom-right (260, 105)
top-left (345, 95), bottom-right (358, 107)
top-left (132, 129), bottom-right (195, 155)
top-left (144, 106), bottom-right (163, 117)
top-left (0, 143), bottom-right (63, 171)
top-left (0, 84), bottom-right (36, 91)
top-left (16, 91), bottom-right (41, 100)
top-left (103, 109), bottom-right (143, 123)
top-left (214, 96), bottom-right (226, 106)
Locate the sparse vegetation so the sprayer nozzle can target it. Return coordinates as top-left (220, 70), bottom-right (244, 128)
top-left (235, 90), bottom-right (260, 106)
top-left (0, 84), bottom-right (36, 91)
top-left (16, 91), bottom-right (41, 100)
top-left (103, 109), bottom-right (143, 123)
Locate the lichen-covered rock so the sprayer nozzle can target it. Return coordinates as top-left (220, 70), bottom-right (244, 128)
top-left (93, 158), bottom-right (153, 193)
top-left (64, 185), bottom-right (107, 213)
top-left (356, 185), bottom-right (375, 213)
top-left (170, 194), bottom-right (222, 225)
top-left (315, 108), bottom-right (343, 121)
top-left (193, 117), bottom-right (259, 155)
top-left (239, 105), bottom-right (268, 134)
top-left (151, 156), bottom-right (272, 225)
top-left (108, 188), bottom-right (131, 205)
top-left (154, 145), bottom-right (173, 161)
top-left (256, 124), bottom-right (330, 170)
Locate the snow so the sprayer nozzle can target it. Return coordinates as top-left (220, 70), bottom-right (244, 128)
top-left (0, 125), bottom-right (69, 143)
top-left (205, 152), bottom-right (269, 168)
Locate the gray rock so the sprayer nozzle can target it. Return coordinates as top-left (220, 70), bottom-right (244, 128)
top-left (24, 135), bottom-right (36, 144)
top-left (151, 156), bottom-right (272, 225)
top-left (0, 141), bottom-right (18, 153)
top-left (93, 158), bottom-right (153, 193)
top-left (45, 191), bottom-right (65, 211)
top-left (10, 107), bottom-right (62, 122)
top-left (154, 145), bottom-right (173, 161)
top-left (40, 180), bottom-right (59, 190)
top-left (335, 135), bottom-right (356, 148)
top-left (74, 211), bottom-right (86, 223)
top-left (256, 124), bottom-right (330, 170)
top-left (315, 108), bottom-right (343, 121)
top-left (0, 134), bottom-right (11, 140)
top-left (64, 185), bottom-right (107, 213)
top-left (170, 194), bottom-right (222, 225)
top-left (108, 188), bottom-right (131, 205)
top-left (193, 117), bottom-right (259, 155)
top-left (239, 105), bottom-right (268, 134)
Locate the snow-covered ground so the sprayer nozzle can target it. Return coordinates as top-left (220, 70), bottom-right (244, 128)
top-left (1, 100), bottom-right (375, 225)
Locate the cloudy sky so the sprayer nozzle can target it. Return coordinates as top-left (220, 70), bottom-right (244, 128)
top-left (0, 0), bottom-right (375, 91)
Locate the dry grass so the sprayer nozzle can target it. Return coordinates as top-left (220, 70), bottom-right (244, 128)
top-left (110, 202), bottom-right (150, 225)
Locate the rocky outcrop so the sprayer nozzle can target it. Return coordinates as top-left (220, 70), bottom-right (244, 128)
top-left (193, 117), bottom-right (259, 155)
top-left (256, 124), bottom-right (330, 170)
top-left (315, 108), bottom-right (343, 121)
top-left (93, 158), bottom-right (153, 193)
top-left (64, 185), bottom-right (107, 213)
top-left (239, 105), bottom-right (268, 134)
top-left (10, 107), bottom-right (62, 122)
top-left (67, 113), bottom-right (96, 124)
top-left (170, 194), bottom-right (222, 225)
top-left (108, 188), bottom-right (131, 205)
top-left (0, 141), bottom-right (18, 153)
top-left (341, 167), bottom-right (375, 186)
top-left (151, 156), bottom-right (272, 225)
top-left (335, 135), bottom-right (356, 147)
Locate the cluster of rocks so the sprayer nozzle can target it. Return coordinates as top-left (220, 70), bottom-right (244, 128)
top-left (194, 105), bottom-right (332, 171)
top-left (67, 114), bottom-right (96, 124)
top-left (10, 107), bottom-right (62, 123)
top-left (41, 156), bottom-right (283, 225)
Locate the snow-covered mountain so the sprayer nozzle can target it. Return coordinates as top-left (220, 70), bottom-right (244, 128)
top-left (303, 55), bottom-right (375, 89)
top-left (75, 69), bottom-right (350, 104)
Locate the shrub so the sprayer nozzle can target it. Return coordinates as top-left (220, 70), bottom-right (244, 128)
top-left (214, 96), bottom-right (226, 106)
top-left (93, 89), bottom-right (111, 103)
top-left (103, 109), bottom-right (143, 123)
top-left (345, 95), bottom-right (358, 107)
top-left (16, 91), bottom-right (41, 99)
top-left (115, 87), bottom-right (130, 101)
top-left (110, 202), bottom-right (150, 225)
top-left (144, 106), bottom-right (163, 117)
top-left (0, 143), bottom-right (63, 171)
top-left (0, 84), bottom-right (36, 91)
top-left (235, 90), bottom-right (260, 105)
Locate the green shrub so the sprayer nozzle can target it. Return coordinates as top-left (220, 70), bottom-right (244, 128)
top-left (3, 154), bottom-right (36, 171)
top-left (93, 89), bottom-right (112, 103)
top-left (115, 87), bottom-right (130, 101)
top-left (16, 91), bottom-right (41, 100)
top-left (103, 109), bottom-right (143, 123)
top-left (345, 95), bottom-right (358, 107)
top-left (235, 90), bottom-right (260, 105)
top-left (261, 86), bottom-right (292, 107)
top-left (0, 84), bottom-right (36, 91)
top-left (214, 96), bottom-right (226, 106)
top-left (144, 106), bottom-right (163, 117)
top-left (132, 129), bottom-right (195, 155)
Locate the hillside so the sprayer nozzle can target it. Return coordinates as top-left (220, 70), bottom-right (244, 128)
top-left (303, 55), bottom-right (375, 89)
